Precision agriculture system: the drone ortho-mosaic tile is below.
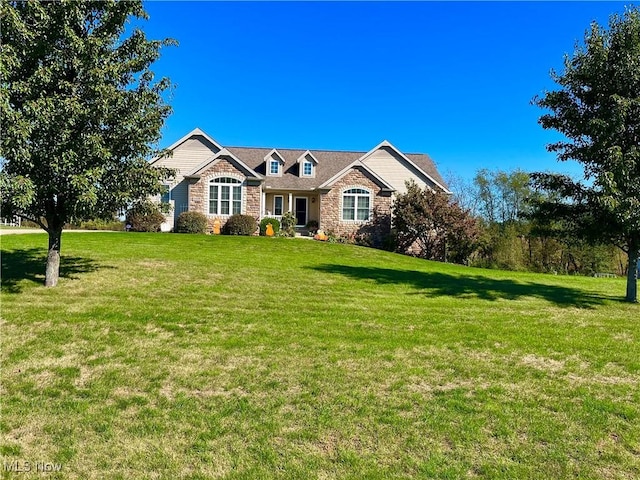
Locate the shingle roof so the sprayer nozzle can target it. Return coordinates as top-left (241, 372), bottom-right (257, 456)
top-left (225, 146), bottom-right (448, 191)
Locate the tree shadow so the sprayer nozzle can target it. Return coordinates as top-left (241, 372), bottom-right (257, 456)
top-left (311, 264), bottom-right (612, 308)
top-left (1, 247), bottom-right (110, 293)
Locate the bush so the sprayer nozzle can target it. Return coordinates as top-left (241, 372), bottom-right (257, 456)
top-left (126, 200), bottom-right (166, 232)
top-left (280, 212), bottom-right (297, 237)
top-left (223, 214), bottom-right (257, 236)
top-left (176, 211), bottom-right (208, 234)
top-left (260, 217), bottom-right (280, 236)
top-left (77, 219), bottom-right (124, 231)
top-left (305, 220), bottom-right (319, 234)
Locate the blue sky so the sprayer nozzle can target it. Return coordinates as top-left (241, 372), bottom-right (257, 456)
top-left (141, 1), bottom-right (631, 182)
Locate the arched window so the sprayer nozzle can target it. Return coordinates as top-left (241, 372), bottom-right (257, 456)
top-left (209, 177), bottom-right (242, 215)
top-left (342, 188), bottom-right (371, 221)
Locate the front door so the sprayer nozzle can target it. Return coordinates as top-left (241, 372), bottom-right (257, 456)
top-left (294, 197), bottom-right (307, 226)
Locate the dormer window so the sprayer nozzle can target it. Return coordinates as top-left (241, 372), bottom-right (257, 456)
top-left (265, 149), bottom-right (285, 177)
top-left (296, 151), bottom-right (318, 178)
top-left (302, 160), bottom-right (313, 176)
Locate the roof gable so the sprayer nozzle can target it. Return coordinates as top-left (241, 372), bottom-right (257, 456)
top-left (359, 140), bottom-right (451, 194)
top-left (185, 148), bottom-right (262, 180)
top-left (150, 127), bottom-right (223, 166)
top-left (319, 160), bottom-right (394, 191)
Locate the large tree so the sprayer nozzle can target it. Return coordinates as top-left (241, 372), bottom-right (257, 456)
top-left (532, 7), bottom-right (640, 302)
top-left (0, 0), bottom-right (175, 286)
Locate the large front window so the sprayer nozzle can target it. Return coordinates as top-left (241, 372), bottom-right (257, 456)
top-left (342, 188), bottom-right (371, 221)
top-left (209, 177), bottom-right (242, 215)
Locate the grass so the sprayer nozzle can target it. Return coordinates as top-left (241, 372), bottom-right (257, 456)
top-left (1, 232), bottom-right (639, 479)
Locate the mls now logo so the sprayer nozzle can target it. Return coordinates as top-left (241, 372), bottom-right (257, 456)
top-left (3, 461), bottom-right (62, 472)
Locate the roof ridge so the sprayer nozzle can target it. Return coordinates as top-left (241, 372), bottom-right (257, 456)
top-left (227, 145), bottom-right (369, 155)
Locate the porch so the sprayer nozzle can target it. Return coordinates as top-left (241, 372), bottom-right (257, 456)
top-left (261, 190), bottom-right (320, 229)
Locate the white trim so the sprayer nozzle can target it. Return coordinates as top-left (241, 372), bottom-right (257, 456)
top-left (207, 176), bottom-right (243, 217)
top-left (318, 160), bottom-right (394, 190)
top-left (293, 196), bottom-right (308, 227)
top-left (264, 149), bottom-right (286, 177)
top-left (273, 195), bottom-right (284, 216)
top-left (150, 127), bottom-right (223, 165)
top-left (301, 159), bottom-right (314, 177)
top-left (340, 187), bottom-right (373, 223)
top-left (296, 151), bottom-right (319, 178)
top-left (185, 148), bottom-right (263, 180)
top-left (360, 140), bottom-right (451, 194)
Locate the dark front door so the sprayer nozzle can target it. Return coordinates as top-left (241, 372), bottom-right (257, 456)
top-left (294, 197), bottom-right (307, 226)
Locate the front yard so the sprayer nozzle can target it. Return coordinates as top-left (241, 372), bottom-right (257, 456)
top-left (1, 232), bottom-right (638, 479)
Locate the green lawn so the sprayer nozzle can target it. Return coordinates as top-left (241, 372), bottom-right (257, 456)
top-left (1, 232), bottom-right (638, 479)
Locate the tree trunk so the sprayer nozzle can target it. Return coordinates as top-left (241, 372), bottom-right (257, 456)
top-left (45, 229), bottom-right (62, 287)
top-left (626, 247), bottom-right (638, 303)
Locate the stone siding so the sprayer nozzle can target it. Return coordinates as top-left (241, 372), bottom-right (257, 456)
top-left (320, 167), bottom-right (392, 238)
top-left (187, 157), bottom-right (260, 232)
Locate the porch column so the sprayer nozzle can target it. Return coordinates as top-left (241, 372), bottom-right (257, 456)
top-left (261, 190), bottom-right (266, 218)
top-left (288, 193), bottom-right (293, 213)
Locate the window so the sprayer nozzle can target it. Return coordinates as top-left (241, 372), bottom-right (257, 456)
top-left (342, 188), bottom-right (371, 221)
top-left (269, 160), bottom-right (280, 175)
top-left (209, 177), bottom-right (242, 215)
top-left (302, 161), bottom-right (313, 176)
top-left (160, 184), bottom-right (171, 203)
top-left (274, 195), bottom-right (283, 216)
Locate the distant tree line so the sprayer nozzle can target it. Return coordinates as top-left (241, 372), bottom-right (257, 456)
top-left (441, 170), bottom-right (627, 277)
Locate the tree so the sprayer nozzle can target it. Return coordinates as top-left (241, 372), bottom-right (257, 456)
top-left (532, 7), bottom-right (640, 302)
top-left (474, 168), bottom-right (532, 224)
top-left (0, 1), bottom-right (175, 286)
top-left (392, 181), bottom-right (480, 264)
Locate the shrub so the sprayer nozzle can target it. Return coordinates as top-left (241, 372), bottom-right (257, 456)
top-left (223, 214), bottom-right (257, 236)
top-left (176, 211), bottom-right (208, 234)
top-left (305, 220), bottom-right (319, 234)
top-left (126, 200), bottom-right (166, 232)
top-left (78, 219), bottom-right (124, 231)
top-left (280, 212), bottom-right (297, 237)
top-left (260, 217), bottom-right (280, 236)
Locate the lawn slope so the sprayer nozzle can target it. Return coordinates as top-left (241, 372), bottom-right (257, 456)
top-left (1, 232), bottom-right (638, 479)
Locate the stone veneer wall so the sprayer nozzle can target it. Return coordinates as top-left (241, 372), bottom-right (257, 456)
top-left (187, 157), bottom-right (261, 232)
top-left (320, 167), bottom-right (392, 237)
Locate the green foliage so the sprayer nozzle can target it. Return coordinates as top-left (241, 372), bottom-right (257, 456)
top-left (0, 0), bottom-right (176, 284)
top-left (223, 214), bottom-right (257, 236)
top-left (76, 219), bottom-right (124, 231)
top-left (392, 181), bottom-right (480, 264)
top-left (474, 169), bottom-right (532, 224)
top-left (305, 220), bottom-right (319, 233)
top-left (260, 217), bottom-right (281, 236)
top-left (280, 212), bottom-right (297, 237)
top-left (532, 7), bottom-right (640, 301)
top-left (125, 200), bottom-right (166, 232)
top-left (354, 207), bottom-right (392, 249)
top-left (176, 211), bottom-right (208, 234)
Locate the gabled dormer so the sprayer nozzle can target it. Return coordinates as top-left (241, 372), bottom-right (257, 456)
top-left (297, 150), bottom-right (318, 178)
top-left (264, 149), bottom-right (286, 177)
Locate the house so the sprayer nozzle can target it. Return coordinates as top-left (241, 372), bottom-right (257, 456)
top-left (151, 128), bottom-right (450, 237)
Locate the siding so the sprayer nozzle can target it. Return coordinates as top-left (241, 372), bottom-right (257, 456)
top-left (362, 146), bottom-right (439, 194)
top-left (170, 180), bottom-right (190, 223)
top-left (154, 135), bottom-right (221, 179)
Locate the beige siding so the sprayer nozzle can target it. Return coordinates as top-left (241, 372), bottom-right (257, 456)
top-left (362, 146), bottom-right (438, 194)
top-left (154, 135), bottom-right (221, 179)
top-left (263, 192), bottom-right (319, 224)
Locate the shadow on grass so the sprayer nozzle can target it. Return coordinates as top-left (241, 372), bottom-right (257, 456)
top-left (1, 247), bottom-right (109, 293)
top-left (312, 264), bottom-right (611, 308)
